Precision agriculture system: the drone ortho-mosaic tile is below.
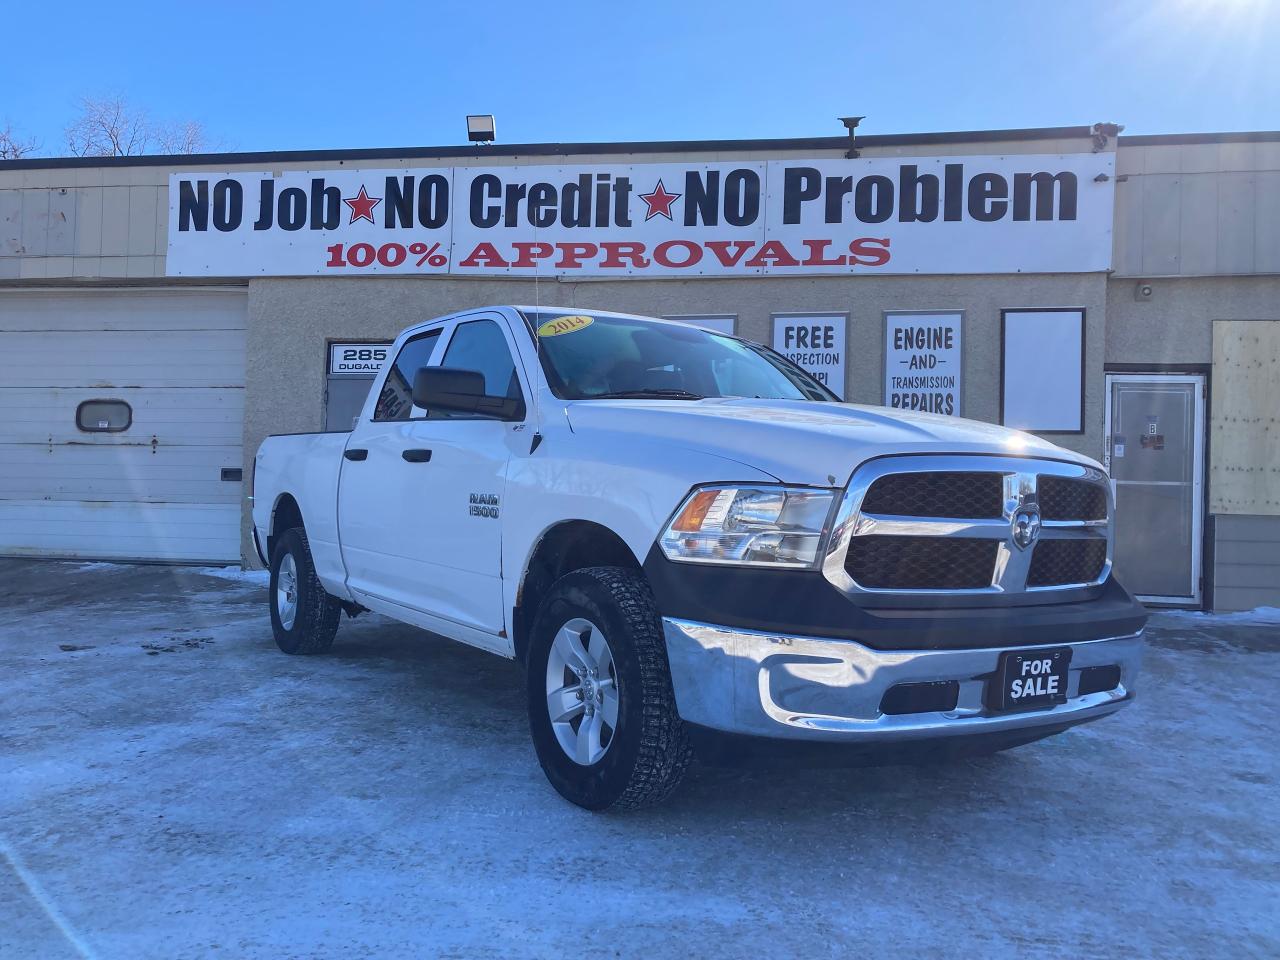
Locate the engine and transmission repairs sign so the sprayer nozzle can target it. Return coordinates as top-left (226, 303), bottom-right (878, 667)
top-left (166, 153), bottom-right (1114, 278)
top-left (883, 312), bottom-right (963, 415)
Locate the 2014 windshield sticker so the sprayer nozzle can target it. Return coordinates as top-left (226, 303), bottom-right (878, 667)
top-left (537, 315), bottom-right (594, 338)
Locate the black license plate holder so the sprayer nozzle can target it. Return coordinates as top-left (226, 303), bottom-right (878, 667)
top-left (990, 647), bottom-right (1072, 711)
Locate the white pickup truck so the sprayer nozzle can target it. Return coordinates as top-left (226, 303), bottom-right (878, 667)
top-left (251, 306), bottom-right (1146, 809)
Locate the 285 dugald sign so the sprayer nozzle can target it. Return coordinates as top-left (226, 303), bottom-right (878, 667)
top-left (166, 154), bottom-right (1114, 278)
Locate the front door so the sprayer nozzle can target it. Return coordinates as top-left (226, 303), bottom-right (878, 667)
top-left (337, 312), bottom-right (528, 645)
top-left (1104, 373), bottom-right (1206, 604)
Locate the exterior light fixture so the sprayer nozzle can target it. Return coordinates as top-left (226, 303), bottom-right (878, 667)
top-left (839, 116), bottom-right (865, 159)
top-left (467, 115), bottom-right (496, 144)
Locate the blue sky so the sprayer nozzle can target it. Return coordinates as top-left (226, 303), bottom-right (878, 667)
top-left (2, 0), bottom-right (1277, 155)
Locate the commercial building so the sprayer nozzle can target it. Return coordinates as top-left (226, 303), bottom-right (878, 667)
top-left (1, 123), bottom-right (1277, 610)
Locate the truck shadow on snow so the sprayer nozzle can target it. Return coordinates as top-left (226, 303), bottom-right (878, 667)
top-left (319, 614), bottom-right (1055, 822)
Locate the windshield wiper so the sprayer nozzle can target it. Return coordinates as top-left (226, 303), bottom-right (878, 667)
top-left (590, 388), bottom-right (705, 400)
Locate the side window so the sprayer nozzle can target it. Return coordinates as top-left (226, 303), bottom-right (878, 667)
top-left (373, 328), bottom-right (442, 421)
top-left (441, 320), bottom-right (522, 403)
top-left (76, 399), bottom-right (132, 432)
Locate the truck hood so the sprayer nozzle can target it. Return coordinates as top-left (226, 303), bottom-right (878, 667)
top-left (564, 398), bottom-right (1099, 487)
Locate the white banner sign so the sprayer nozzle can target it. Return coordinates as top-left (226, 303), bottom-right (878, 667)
top-left (329, 342), bottom-right (390, 376)
top-left (166, 153), bottom-right (1114, 278)
top-left (884, 312), bottom-right (963, 415)
top-left (773, 314), bottom-right (847, 399)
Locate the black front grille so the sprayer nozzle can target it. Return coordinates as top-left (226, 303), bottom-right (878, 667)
top-left (1039, 476), bottom-right (1108, 521)
top-left (860, 471), bottom-right (1004, 519)
top-left (1027, 539), bottom-right (1107, 587)
top-left (845, 536), bottom-right (999, 589)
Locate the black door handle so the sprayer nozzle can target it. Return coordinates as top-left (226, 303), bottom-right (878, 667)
top-left (343, 448), bottom-right (368, 461)
top-left (402, 448), bottom-right (433, 463)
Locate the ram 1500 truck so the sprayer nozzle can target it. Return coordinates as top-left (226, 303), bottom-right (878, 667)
top-left (252, 306), bottom-right (1146, 810)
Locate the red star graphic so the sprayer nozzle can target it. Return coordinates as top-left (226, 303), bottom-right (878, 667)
top-left (638, 179), bottom-right (681, 221)
top-left (343, 186), bottom-right (381, 224)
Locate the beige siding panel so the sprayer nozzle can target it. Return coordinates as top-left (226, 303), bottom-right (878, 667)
top-left (1214, 513), bottom-right (1280, 542)
top-left (18, 258), bottom-right (49, 279)
top-left (125, 255), bottom-right (158, 277)
top-left (1140, 175), bottom-right (1182, 276)
top-left (48, 189), bottom-right (76, 256)
top-left (1111, 176), bottom-right (1144, 276)
top-left (1178, 144), bottom-right (1220, 173)
top-left (99, 186), bottom-right (131, 258)
top-left (1217, 173), bottom-right (1256, 274)
top-left (1212, 586), bottom-right (1279, 611)
top-left (1255, 172), bottom-right (1280, 274)
top-left (1212, 514), bottom-right (1280, 611)
top-left (75, 188), bottom-right (104, 256)
top-left (1215, 562), bottom-right (1280, 589)
top-left (1177, 175), bottom-right (1218, 275)
top-left (19, 189), bottom-right (49, 257)
top-left (127, 185), bottom-right (159, 255)
top-left (1218, 141), bottom-right (1256, 172)
top-left (43, 257), bottom-right (73, 277)
top-left (1115, 145), bottom-right (1144, 177)
top-left (1144, 145), bottom-right (1181, 174)
top-left (0, 190), bottom-right (20, 256)
top-left (1210, 320), bottom-right (1280, 515)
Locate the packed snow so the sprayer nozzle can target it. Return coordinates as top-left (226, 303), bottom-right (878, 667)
top-left (2, 559), bottom-right (1277, 959)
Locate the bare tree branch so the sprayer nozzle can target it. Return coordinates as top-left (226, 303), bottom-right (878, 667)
top-left (0, 122), bottom-right (39, 160)
top-left (65, 95), bottom-right (151, 157)
top-left (153, 119), bottom-right (212, 156)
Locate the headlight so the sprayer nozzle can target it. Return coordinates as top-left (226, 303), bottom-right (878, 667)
top-left (658, 485), bottom-right (837, 567)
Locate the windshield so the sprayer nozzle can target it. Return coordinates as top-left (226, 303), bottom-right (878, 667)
top-left (522, 311), bottom-right (836, 402)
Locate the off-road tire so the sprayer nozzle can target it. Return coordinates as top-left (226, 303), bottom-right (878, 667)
top-left (526, 566), bottom-right (692, 810)
top-left (269, 527), bottom-right (341, 655)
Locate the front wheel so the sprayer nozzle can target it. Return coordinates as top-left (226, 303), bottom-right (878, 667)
top-left (269, 527), bottom-right (341, 655)
top-left (526, 566), bottom-right (692, 810)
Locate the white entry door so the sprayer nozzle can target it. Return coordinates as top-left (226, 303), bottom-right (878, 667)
top-left (1104, 373), bottom-right (1206, 604)
top-left (0, 289), bottom-right (247, 562)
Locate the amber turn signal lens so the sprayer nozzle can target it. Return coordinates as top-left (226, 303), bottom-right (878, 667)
top-left (670, 489), bottom-right (721, 532)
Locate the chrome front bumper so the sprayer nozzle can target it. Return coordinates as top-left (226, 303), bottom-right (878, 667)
top-left (662, 617), bottom-right (1143, 742)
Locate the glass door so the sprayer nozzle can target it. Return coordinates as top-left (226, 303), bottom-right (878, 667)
top-left (1104, 374), bottom-right (1206, 604)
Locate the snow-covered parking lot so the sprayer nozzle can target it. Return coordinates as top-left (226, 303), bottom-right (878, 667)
top-left (2, 559), bottom-right (1277, 959)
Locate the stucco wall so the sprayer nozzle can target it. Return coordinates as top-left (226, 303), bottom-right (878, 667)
top-left (241, 272), bottom-right (1108, 564)
top-left (1105, 274), bottom-right (1280, 364)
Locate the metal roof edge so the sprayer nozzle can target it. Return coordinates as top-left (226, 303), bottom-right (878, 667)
top-left (0, 125), bottom-right (1097, 172)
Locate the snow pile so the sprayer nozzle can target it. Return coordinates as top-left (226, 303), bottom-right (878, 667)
top-left (190, 566), bottom-right (270, 585)
top-left (1155, 606), bottom-right (1280, 626)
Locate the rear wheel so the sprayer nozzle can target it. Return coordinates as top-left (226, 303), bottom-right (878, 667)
top-left (269, 527), bottom-right (341, 655)
top-left (526, 566), bottom-right (692, 810)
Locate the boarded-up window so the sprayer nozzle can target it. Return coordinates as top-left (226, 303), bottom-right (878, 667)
top-left (1211, 320), bottom-right (1280, 515)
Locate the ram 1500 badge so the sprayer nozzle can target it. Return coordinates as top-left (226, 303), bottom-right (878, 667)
top-left (252, 306), bottom-right (1146, 810)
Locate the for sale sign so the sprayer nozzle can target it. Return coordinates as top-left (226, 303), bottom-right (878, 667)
top-left (166, 153), bottom-right (1114, 278)
top-left (884, 312), bottom-right (963, 415)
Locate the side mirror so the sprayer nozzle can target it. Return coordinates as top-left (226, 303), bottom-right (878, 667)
top-left (411, 367), bottom-right (524, 420)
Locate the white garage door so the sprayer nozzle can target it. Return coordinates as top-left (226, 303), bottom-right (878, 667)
top-left (0, 289), bottom-right (247, 562)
